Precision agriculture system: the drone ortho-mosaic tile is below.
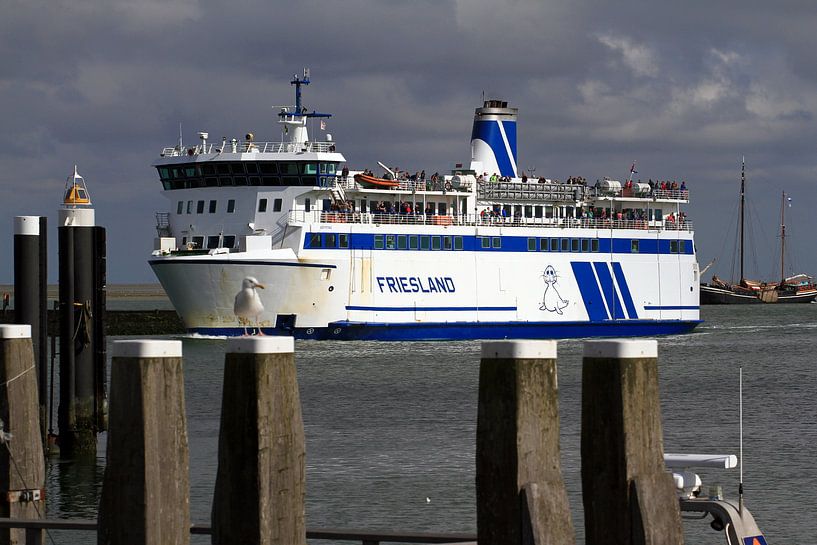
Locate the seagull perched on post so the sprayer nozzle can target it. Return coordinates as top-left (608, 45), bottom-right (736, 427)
top-left (234, 276), bottom-right (265, 335)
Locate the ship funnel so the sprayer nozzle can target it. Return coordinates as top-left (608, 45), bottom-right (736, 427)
top-left (469, 99), bottom-right (518, 178)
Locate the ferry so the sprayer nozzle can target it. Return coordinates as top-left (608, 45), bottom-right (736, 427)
top-left (149, 70), bottom-right (701, 339)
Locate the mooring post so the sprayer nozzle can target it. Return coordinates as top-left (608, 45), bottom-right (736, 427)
top-left (581, 339), bottom-right (683, 545)
top-left (0, 325), bottom-right (45, 545)
top-left (58, 203), bottom-right (107, 456)
top-left (476, 340), bottom-right (575, 545)
top-left (97, 340), bottom-right (189, 545)
top-left (13, 216), bottom-right (48, 448)
top-left (212, 337), bottom-right (306, 545)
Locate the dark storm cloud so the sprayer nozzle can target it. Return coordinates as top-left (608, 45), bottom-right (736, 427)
top-left (2, 0), bottom-right (817, 283)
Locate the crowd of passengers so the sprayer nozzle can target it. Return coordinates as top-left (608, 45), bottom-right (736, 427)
top-left (477, 205), bottom-right (687, 224)
top-left (351, 165), bottom-right (689, 199)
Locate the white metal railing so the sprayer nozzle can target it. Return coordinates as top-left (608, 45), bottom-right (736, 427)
top-left (160, 141), bottom-right (338, 157)
top-left (328, 177), bottom-right (690, 202)
top-left (288, 210), bottom-right (693, 232)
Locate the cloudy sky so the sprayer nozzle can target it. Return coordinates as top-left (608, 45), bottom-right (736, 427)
top-left (2, 0), bottom-right (817, 283)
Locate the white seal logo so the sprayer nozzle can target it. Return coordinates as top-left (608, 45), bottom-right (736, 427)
top-left (540, 265), bottom-right (569, 314)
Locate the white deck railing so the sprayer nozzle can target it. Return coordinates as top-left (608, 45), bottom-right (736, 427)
top-left (161, 141), bottom-right (338, 157)
top-left (288, 211), bottom-right (693, 232)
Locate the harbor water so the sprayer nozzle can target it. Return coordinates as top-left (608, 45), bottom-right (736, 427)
top-left (42, 304), bottom-right (816, 544)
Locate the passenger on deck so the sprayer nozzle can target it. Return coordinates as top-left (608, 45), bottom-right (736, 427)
top-left (680, 181), bottom-right (687, 191)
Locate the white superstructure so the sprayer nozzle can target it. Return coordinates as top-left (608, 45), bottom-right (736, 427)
top-left (149, 71), bottom-right (700, 340)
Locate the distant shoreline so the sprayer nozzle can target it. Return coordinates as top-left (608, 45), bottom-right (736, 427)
top-left (0, 284), bottom-right (169, 300)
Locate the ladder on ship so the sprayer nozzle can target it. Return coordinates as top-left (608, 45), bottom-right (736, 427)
top-left (329, 184), bottom-right (346, 205)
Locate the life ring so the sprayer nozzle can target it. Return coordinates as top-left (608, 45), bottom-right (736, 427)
top-left (444, 181), bottom-right (452, 191)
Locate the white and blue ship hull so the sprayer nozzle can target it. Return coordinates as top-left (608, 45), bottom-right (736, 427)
top-left (150, 226), bottom-right (700, 340)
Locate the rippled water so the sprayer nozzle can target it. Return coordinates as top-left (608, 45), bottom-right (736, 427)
top-left (43, 305), bottom-right (817, 544)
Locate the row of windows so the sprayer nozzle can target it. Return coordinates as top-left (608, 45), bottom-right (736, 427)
top-left (525, 238), bottom-right (601, 252)
top-left (159, 162), bottom-right (337, 180)
top-left (258, 198), bottom-right (283, 213)
top-left (161, 175), bottom-right (333, 190)
top-left (307, 233), bottom-right (691, 254)
top-left (374, 234), bottom-right (466, 251)
top-left (177, 199), bottom-right (237, 215)
top-left (181, 235), bottom-right (237, 250)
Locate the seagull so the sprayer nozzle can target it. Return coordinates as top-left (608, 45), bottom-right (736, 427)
top-left (234, 276), bottom-right (266, 335)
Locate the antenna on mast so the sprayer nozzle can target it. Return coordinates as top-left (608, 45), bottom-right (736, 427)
top-left (739, 366), bottom-right (744, 516)
top-left (178, 122), bottom-right (183, 151)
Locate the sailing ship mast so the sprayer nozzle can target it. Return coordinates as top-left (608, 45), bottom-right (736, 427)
top-left (780, 191), bottom-right (787, 284)
top-left (739, 157), bottom-right (745, 282)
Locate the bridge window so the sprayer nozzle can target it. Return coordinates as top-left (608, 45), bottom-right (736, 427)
top-left (631, 240), bottom-right (640, 253)
top-left (227, 199), bottom-right (236, 213)
top-left (273, 199), bottom-right (282, 212)
top-left (386, 235), bottom-right (396, 250)
top-left (374, 235), bottom-right (384, 250)
top-left (670, 240), bottom-right (679, 253)
top-left (680, 240), bottom-right (687, 253)
top-left (177, 201), bottom-right (183, 214)
top-left (192, 236), bottom-right (204, 249)
top-left (186, 200), bottom-right (193, 214)
top-left (481, 237), bottom-right (490, 249)
top-left (258, 199), bottom-right (268, 213)
top-left (591, 239), bottom-right (600, 252)
top-left (420, 236), bottom-right (431, 250)
top-left (326, 234), bottom-right (337, 248)
top-left (571, 239), bottom-right (579, 252)
top-left (260, 163), bottom-right (278, 174)
top-left (539, 238), bottom-right (548, 251)
top-left (560, 238), bottom-right (569, 252)
top-left (409, 235), bottom-right (419, 250)
top-left (234, 176), bottom-right (247, 186)
top-left (454, 236), bottom-right (463, 250)
top-left (550, 238), bottom-right (559, 252)
top-left (528, 238), bottom-right (536, 251)
top-left (223, 235), bottom-right (236, 248)
top-left (309, 233), bottom-right (322, 248)
top-left (339, 234), bottom-right (349, 248)
top-left (209, 200), bottom-right (217, 213)
top-left (581, 239), bottom-right (590, 252)
top-left (432, 236), bottom-right (441, 250)
top-left (262, 177), bottom-right (279, 186)
top-left (280, 163), bottom-right (298, 175)
top-left (246, 163), bottom-right (259, 174)
top-left (397, 235), bottom-right (407, 250)
top-left (217, 163), bottom-right (230, 175)
top-left (492, 237), bottom-right (501, 249)
top-left (196, 200), bottom-right (205, 214)
top-left (207, 236), bottom-right (220, 249)
top-left (230, 163), bottom-right (245, 174)
top-left (301, 163), bottom-right (317, 175)
top-left (443, 236), bottom-right (452, 250)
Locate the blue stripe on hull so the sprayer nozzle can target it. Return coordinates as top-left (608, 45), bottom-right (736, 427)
top-left (191, 319), bottom-right (701, 341)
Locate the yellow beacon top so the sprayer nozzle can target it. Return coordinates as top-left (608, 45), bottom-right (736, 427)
top-left (63, 165), bottom-right (91, 207)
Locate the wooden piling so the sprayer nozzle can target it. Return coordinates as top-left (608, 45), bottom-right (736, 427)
top-left (581, 340), bottom-right (683, 545)
top-left (212, 336), bottom-right (306, 545)
top-left (97, 340), bottom-right (189, 545)
top-left (0, 325), bottom-right (45, 545)
top-left (476, 340), bottom-right (575, 545)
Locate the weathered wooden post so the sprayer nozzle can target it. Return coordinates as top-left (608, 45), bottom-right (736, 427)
top-left (0, 325), bottom-right (45, 545)
top-left (97, 340), bottom-right (189, 545)
top-left (476, 340), bottom-right (575, 545)
top-left (212, 337), bottom-right (306, 545)
top-left (581, 339), bottom-right (683, 545)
